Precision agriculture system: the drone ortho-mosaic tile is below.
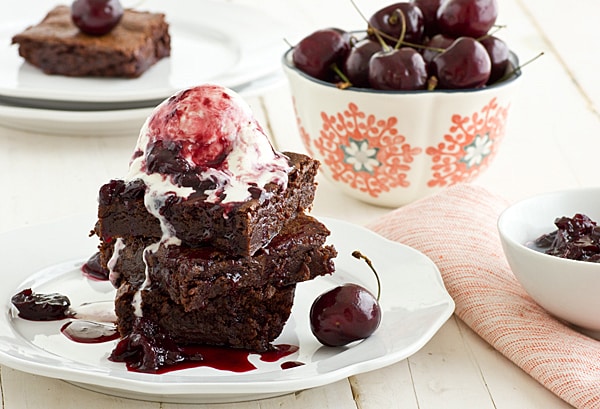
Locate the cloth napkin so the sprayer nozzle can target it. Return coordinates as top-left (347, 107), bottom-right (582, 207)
top-left (367, 183), bottom-right (600, 409)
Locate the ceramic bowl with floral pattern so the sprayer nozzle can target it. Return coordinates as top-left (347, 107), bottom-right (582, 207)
top-left (282, 48), bottom-right (521, 207)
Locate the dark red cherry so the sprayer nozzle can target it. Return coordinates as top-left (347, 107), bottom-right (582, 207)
top-left (479, 35), bottom-right (509, 84)
top-left (292, 28), bottom-right (352, 81)
top-left (422, 33), bottom-right (455, 66)
top-left (369, 47), bottom-right (428, 90)
top-left (310, 284), bottom-right (381, 347)
top-left (431, 37), bottom-right (491, 89)
top-left (343, 39), bottom-right (382, 88)
top-left (368, 3), bottom-right (425, 46)
top-left (436, 0), bottom-right (498, 38)
top-left (71, 0), bottom-right (124, 36)
top-left (410, 0), bottom-right (443, 37)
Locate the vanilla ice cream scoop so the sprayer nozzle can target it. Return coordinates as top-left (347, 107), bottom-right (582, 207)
top-left (127, 84), bottom-right (291, 204)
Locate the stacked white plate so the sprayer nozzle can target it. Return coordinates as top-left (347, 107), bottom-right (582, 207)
top-left (0, 0), bottom-right (289, 137)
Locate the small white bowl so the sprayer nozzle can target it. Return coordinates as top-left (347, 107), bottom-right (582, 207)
top-left (282, 48), bottom-right (521, 208)
top-left (498, 187), bottom-right (600, 332)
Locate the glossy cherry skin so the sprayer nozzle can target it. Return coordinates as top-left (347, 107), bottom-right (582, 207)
top-left (421, 33), bottom-right (455, 66)
top-left (436, 0), bottom-right (498, 38)
top-left (431, 37), bottom-right (491, 89)
top-left (71, 0), bottom-right (124, 36)
top-left (410, 0), bottom-right (443, 37)
top-left (479, 35), bottom-right (509, 84)
top-left (292, 28), bottom-right (352, 81)
top-left (343, 39), bottom-right (382, 88)
top-left (310, 284), bottom-right (382, 347)
top-left (368, 3), bottom-right (425, 46)
top-left (369, 47), bottom-right (428, 90)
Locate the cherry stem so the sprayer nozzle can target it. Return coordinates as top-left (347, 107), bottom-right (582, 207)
top-left (351, 250), bottom-right (381, 301)
top-left (330, 63), bottom-right (352, 89)
top-left (393, 8), bottom-right (407, 50)
top-left (495, 51), bottom-right (544, 84)
top-left (478, 24), bottom-right (507, 40)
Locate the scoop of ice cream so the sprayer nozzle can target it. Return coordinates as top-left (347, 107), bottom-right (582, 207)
top-left (145, 85), bottom-right (251, 168)
top-left (127, 84), bottom-right (291, 204)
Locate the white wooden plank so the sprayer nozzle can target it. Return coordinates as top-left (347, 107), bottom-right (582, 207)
top-left (456, 320), bottom-right (575, 409)
top-left (1, 368), bottom-right (158, 409)
top-left (348, 360), bottom-right (419, 409)
top-left (163, 380), bottom-right (356, 409)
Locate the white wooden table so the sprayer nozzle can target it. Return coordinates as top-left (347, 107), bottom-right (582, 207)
top-left (0, 0), bottom-right (597, 407)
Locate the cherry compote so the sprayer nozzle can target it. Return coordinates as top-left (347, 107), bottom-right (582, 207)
top-left (81, 251), bottom-right (109, 281)
top-left (71, 0), bottom-right (124, 36)
top-left (11, 289), bottom-right (73, 321)
top-left (532, 214), bottom-right (600, 262)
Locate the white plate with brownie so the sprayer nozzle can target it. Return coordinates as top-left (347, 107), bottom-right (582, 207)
top-left (0, 0), bottom-right (291, 108)
top-left (0, 213), bottom-right (454, 403)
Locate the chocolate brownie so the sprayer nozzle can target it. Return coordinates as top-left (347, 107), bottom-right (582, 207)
top-left (103, 213), bottom-right (337, 310)
top-left (11, 5), bottom-right (170, 78)
top-left (95, 152), bottom-right (320, 256)
top-left (111, 215), bottom-right (336, 351)
top-left (115, 282), bottom-right (296, 351)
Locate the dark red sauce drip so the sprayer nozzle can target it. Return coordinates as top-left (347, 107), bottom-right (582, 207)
top-left (260, 344), bottom-right (299, 362)
top-left (61, 320), bottom-right (120, 344)
top-left (281, 361), bottom-right (305, 370)
top-left (107, 316), bottom-right (299, 374)
top-left (81, 252), bottom-right (109, 281)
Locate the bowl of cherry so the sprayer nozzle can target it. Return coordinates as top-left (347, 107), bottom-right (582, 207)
top-left (283, 0), bottom-right (522, 207)
top-left (498, 187), bottom-right (600, 336)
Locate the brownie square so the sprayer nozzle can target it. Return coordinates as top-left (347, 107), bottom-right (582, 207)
top-left (11, 5), bottom-right (170, 78)
top-left (95, 152), bottom-right (320, 256)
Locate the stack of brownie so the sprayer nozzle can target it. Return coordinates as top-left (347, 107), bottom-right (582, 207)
top-left (94, 151), bottom-right (337, 352)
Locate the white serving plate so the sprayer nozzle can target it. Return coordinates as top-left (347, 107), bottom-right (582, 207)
top-left (1, 0), bottom-right (290, 106)
top-left (0, 214), bottom-right (454, 403)
top-left (0, 72), bottom-right (285, 137)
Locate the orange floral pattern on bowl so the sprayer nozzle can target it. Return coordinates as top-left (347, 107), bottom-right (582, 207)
top-left (295, 97), bottom-right (510, 199)
top-left (426, 97), bottom-right (509, 187)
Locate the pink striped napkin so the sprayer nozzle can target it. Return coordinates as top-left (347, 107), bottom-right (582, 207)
top-left (367, 183), bottom-right (600, 409)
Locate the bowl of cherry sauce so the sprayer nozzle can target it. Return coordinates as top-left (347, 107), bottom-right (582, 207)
top-left (498, 187), bottom-right (600, 335)
top-left (282, 0), bottom-right (522, 207)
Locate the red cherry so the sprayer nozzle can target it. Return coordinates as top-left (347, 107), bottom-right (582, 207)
top-left (436, 0), bottom-right (498, 38)
top-left (292, 28), bottom-right (352, 82)
top-left (431, 37), bottom-right (491, 89)
top-left (343, 39), bottom-right (382, 88)
top-left (369, 47), bottom-right (428, 90)
top-left (422, 33), bottom-right (455, 66)
top-left (368, 2), bottom-right (425, 46)
top-left (310, 284), bottom-right (382, 347)
top-left (410, 0), bottom-right (443, 37)
top-left (71, 0), bottom-right (123, 36)
top-left (479, 35), bottom-right (510, 84)
top-left (309, 250), bottom-right (382, 347)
